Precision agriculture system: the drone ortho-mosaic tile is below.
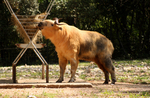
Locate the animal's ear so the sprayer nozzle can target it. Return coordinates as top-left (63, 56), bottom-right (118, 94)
top-left (56, 25), bottom-right (62, 30)
top-left (54, 23), bottom-right (62, 30)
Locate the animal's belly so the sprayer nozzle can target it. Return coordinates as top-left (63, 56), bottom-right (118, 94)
top-left (79, 51), bottom-right (95, 61)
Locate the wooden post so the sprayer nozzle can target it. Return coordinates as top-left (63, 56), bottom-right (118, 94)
top-left (42, 63), bottom-right (44, 79)
top-left (46, 64), bottom-right (49, 83)
top-left (12, 64), bottom-right (16, 83)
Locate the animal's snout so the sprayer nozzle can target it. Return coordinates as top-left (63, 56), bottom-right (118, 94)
top-left (38, 22), bottom-right (44, 30)
top-left (38, 22), bottom-right (43, 27)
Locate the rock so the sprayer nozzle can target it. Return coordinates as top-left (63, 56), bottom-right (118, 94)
top-left (25, 64), bottom-right (28, 67)
top-left (27, 95), bottom-right (37, 98)
top-left (85, 67), bottom-right (91, 73)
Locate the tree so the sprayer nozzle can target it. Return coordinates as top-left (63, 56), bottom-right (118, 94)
top-left (0, 0), bottom-right (150, 66)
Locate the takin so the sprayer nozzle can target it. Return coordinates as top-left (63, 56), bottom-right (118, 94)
top-left (38, 18), bottom-right (116, 84)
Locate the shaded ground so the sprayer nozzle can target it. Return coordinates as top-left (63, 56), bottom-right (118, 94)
top-left (0, 78), bottom-right (92, 88)
top-left (0, 80), bottom-right (150, 98)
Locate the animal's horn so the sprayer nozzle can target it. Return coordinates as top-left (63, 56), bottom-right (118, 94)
top-left (53, 17), bottom-right (63, 25)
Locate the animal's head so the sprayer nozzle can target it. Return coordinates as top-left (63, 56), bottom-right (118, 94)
top-left (38, 18), bottom-right (64, 39)
top-left (38, 18), bottom-right (63, 31)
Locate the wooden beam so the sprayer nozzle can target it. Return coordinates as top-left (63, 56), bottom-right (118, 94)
top-left (46, 64), bottom-right (49, 83)
top-left (12, 64), bottom-right (16, 83)
top-left (42, 64), bottom-right (44, 79)
top-left (15, 43), bottom-right (45, 49)
top-left (0, 83), bottom-right (92, 88)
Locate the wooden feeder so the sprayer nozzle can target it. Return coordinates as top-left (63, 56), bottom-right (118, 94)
top-left (4, 0), bottom-right (55, 83)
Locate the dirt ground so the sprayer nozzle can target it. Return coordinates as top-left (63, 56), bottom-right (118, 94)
top-left (0, 60), bottom-right (150, 97)
top-left (0, 80), bottom-right (150, 98)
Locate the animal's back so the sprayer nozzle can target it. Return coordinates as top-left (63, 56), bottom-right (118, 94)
top-left (58, 24), bottom-right (114, 60)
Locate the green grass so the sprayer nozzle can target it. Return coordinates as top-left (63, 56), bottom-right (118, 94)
top-left (79, 59), bottom-right (150, 84)
top-left (140, 91), bottom-right (150, 97)
top-left (3, 95), bottom-right (10, 98)
top-left (102, 90), bottom-right (114, 95)
top-left (1, 59), bottom-right (150, 84)
top-left (42, 92), bottom-right (56, 98)
top-left (79, 74), bottom-right (87, 79)
top-left (114, 59), bottom-right (150, 67)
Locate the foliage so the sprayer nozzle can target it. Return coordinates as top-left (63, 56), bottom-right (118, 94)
top-left (49, 0), bottom-right (150, 59)
top-left (9, 0), bottom-right (40, 15)
top-left (0, 0), bottom-right (21, 66)
top-left (0, 0), bottom-right (150, 66)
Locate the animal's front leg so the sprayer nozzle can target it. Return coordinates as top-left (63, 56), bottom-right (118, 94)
top-left (68, 58), bottom-right (79, 82)
top-left (56, 56), bottom-right (67, 83)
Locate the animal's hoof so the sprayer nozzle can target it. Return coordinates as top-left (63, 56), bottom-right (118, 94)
top-left (111, 83), bottom-right (115, 85)
top-left (111, 81), bottom-right (116, 85)
top-left (56, 80), bottom-right (63, 83)
top-left (68, 78), bottom-right (76, 83)
top-left (111, 79), bottom-right (116, 85)
top-left (56, 81), bottom-right (62, 83)
top-left (111, 82), bottom-right (115, 85)
top-left (103, 81), bottom-right (109, 84)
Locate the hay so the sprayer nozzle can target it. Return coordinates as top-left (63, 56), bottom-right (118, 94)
top-left (11, 14), bottom-right (29, 43)
top-left (11, 13), bottom-right (47, 43)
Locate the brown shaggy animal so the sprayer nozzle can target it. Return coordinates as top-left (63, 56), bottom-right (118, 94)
top-left (38, 18), bottom-right (116, 84)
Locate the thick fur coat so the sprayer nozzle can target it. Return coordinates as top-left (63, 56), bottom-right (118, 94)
top-left (38, 19), bottom-right (116, 84)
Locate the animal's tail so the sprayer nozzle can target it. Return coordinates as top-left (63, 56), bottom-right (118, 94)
top-left (107, 40), bottom-right (114, 58)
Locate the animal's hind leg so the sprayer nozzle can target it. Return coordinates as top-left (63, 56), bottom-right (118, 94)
top-left (103, 71), bottom-right (110, 84)
top-left (94, 59), bottom-right (110, 84)
top-left (104, 57), bottom-right (116, 84)
top-left (56, 56), bottom-right (68, 83)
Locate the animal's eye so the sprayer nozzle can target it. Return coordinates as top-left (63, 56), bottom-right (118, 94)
top-left (51, 24), bottom-right (54, 26)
